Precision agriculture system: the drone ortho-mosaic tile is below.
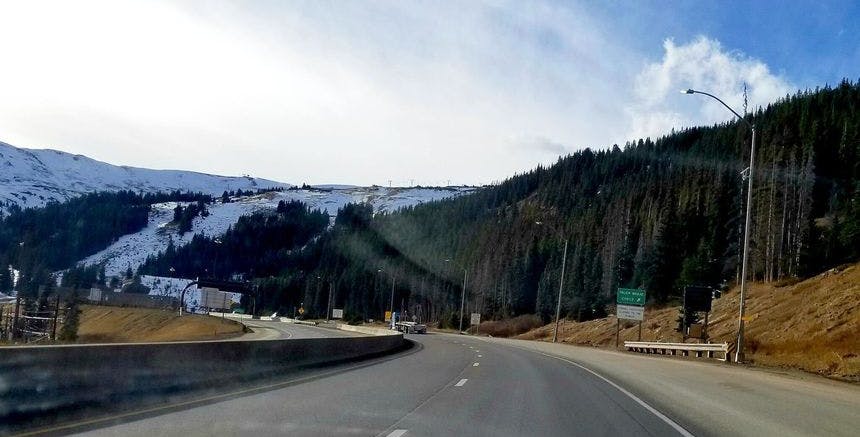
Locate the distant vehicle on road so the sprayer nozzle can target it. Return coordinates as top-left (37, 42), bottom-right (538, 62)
top-left (394, 321), bottom-right (427, 334)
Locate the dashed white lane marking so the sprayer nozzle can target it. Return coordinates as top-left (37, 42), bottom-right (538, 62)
top-left (386, 430), bottom-right (408, 437)
top-left (455, 378), bottom-right (468, 387)
top-left (477, 354), bottom-right (483, 358)
top-left (473, 362), bottom-right (480, 367)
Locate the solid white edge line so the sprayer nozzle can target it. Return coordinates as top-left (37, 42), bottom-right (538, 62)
top-left (455, 378), bottom-right (468, 387)
top-left (386, 430), bottom-right (408, 437)
top-left (531, 350), bottom-right (694, 437)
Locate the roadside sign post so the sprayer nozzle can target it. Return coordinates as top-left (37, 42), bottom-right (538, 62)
top-left (470, 313), bottom-right (481, 335)
top-left (616, 288), bottom-right (646, 348)
top-left (683, 286), bottom-right (714, 341)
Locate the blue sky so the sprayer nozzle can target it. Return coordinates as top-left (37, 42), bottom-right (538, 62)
top-left (584, 0), bottom-right (859, 86)
top-left (0, 1), bottom-right (856, 186)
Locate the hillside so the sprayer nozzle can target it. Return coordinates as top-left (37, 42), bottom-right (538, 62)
top-left (75, 305), bottom-right (245, 343)
top-left (82, 186), bottom-right (474, 278)
top-left (0, 140), bottom-right (289, 215)
top-left (518, 261), bottom-right (860, 380)
top-left (274, 81), bottom-right (860, 326)
top-left (0, 138), bottom-right (474, 284)
top-left (3, 82), bottom-right (859, 340)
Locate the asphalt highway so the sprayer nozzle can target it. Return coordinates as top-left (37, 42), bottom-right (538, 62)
top-left (74, 333), bottom-right (689, 437)
top-left (237, 319), bottom-right (360, 340)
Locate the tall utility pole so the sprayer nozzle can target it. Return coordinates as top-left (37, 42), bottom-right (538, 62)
top-left (535, 221), bottom-right (569, 343)
top-left (375, 269), bottom-right (383, 319)
top-left (552, 240), bottom-right (568, 343)
top-left (51, 294), bottom-right (60, 340)
top-left (389, 274), bottom-right (396, 320)
top-left (326, 281), bottom-right (333, 321)
top-left (683, 88), bottom-right (755, 363)
top-left (443, 259), bottom-right (468, 333)
top-left (459, 268), bottom-right (467, 333)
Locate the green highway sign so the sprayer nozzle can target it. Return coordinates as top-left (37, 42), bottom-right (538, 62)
top-left (617, 288), bottom-right (646, 306)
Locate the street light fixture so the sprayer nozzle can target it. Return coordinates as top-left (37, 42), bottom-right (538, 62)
top-left (682, 88), bottom-right (755, 363)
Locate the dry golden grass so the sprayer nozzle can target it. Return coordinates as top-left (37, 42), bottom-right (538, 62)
top-left (478, 315), bottom-right (544, 337)
top-left (76, 304), bottom-right (245, 343)
top-left (517, 262), bottom-right (860, 380)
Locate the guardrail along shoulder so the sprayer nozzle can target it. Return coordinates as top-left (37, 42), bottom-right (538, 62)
top-left (624, 341), bottom-right (731, 362)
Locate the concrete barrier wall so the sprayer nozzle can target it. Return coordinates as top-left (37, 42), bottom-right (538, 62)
top-left (335, 323), bottom-right (396, 336)
top-left (0, 334), bottom-right (404, 428)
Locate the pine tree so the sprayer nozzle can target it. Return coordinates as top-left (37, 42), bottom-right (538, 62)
top-left (0, 259), bottom-right (12, 293)
top-left (97, 265), bottom-right (107, 288)
top-left (59, 293), bottom-right (80, 342)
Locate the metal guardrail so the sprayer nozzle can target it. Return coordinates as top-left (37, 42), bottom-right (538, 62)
top-left (624, 341), bottom-right (731, 362)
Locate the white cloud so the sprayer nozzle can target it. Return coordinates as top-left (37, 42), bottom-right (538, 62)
top-left (625, 36), bottom-right (794, 142)
top-left (0, 1), bottom-right (645, 186)
top-left (0, 3), bottom-right (796, 187)
top-left (511, 135), bottom-right (568, 156)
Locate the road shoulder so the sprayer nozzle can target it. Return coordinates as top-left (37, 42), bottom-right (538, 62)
top-left (481, 336), bottom-right (860, 437)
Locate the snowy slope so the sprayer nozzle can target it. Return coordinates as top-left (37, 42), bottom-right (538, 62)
top-left (0, 140), bottom-right (475, 278)
top-left (0, 140), bottom-right (289, 214)
top-left (82, 186), bottom-right (475, 278)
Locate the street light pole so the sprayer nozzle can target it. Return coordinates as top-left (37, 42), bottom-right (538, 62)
top-left (683, 88), bottom-right (755, 363)
top-left (552, 240), bottom-right (568, 343)
top-left (389, 273), bottom-right (396, 320)
top-left (459, 268), bottom-right (467, 333)
top-left (535, 221), bottom-right (568, 343)
top-left (443, 259), bottom-right (468, 333)
top-left (326, 280), bottom-right (333, 322)
top-left (375, 269), bottom-right (382, 320)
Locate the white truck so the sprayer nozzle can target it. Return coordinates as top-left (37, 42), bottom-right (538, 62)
top-left (394, 321), bottom-right (427, 334)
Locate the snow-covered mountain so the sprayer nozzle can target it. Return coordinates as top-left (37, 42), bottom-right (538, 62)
top-left (0, 140), bottom-right (289, 214)
top-left (0, 140), bottom-right (476, 277)
top-left (83, 186), bottom-right (475, 278)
